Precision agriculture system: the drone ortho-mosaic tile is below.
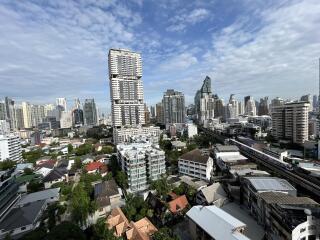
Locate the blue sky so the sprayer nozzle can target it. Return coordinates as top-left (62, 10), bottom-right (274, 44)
top-left (0, 0), bottom-right (319, 113)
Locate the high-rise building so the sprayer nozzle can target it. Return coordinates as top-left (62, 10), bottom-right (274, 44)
top-left (245, 96), bottom-right (256, 116)
top-left (72, 109), bottom-right (84, 126)
top-left (144, 103), bottom-right (150, 124)
top-left (0, 134), bottom-right (22, 161)
top-left (194, 76), bottom-right (214, 125)
top-left (312, 95), bottom-right (318, 112)
top-left (4, 97), bottom-right (15, 130)
top-left (270, 97), bottom-right (284, 113)
top-left (258, 97), bottom-right (269, 116)
top-left (0, 102), bottom-right (6, 120)
top-left (272, 102), bottom-right (309, 144)
top-left (156, 102), bottom-right (164, 124)
top-left (83, 99), bottom-right (97, 126)
top-left (13, 105), bottom-right (24, 130)
top-left (117, 143), bottom-right (165, 193)
top-left (300, 94), bottom-right (312, 112)
top-left (238, 101), bottom-right (245, 115)
top-left (22, 102), bottom-right (32, 128)
top-left (56, 98), bottom-right (67, 111)
top-left (150, 106), bottom-right (155, 119)
top-left (163, 89), bottom-right (185, 125)
top-left (60, 111), bottom-right (73, 129)
top-left (0, 120), bottom-right (10, 135)
top-left (108, 49), bottom-right (144, 127)
top-left (214, 98), bottom-right (224, 118)
top-left (30, 105), bottom-right (45, 127)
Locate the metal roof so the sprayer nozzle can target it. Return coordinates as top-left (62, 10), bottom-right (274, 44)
top-left (18, 188), bottom-right (60, 206)
top-left (246, 177), bottom-right (296, 192)
top-left (186, 205), bottom-right (249, 240)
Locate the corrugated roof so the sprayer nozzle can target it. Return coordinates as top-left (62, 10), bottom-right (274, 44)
top-left (259, 192), bottom-right (319, 205)
top-left (186, 206), bottom-right (249, 240)
top-left (215, 145), bottom-right (239, 153)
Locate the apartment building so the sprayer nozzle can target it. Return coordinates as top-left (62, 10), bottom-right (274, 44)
top-left (0, 134), bottom-right (22, 161)
top-left (117, 143), bottom-right (165, 193)
top-left (113, 126), bottom-right (161, 145)
top-left (178, 149), bottom-right (213, 181)
top-left (272, 101), bottom-right (309, 144)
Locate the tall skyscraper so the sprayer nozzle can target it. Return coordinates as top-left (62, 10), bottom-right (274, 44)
top-left (163, 89), bottom-right (185, 125)
top-left (108, 49), bottom-right (145, 127)
top-left (4, 97), bottom-right (16, 130)
top-left (245, 96), bottom-right (256, 116)
top-left (0, 101), bottom-right (6, 120)
top-left (272, 102), bottom-right (309, 144)
top-left (194, 76), bottom-right (214, 125)
top-left (83, 99), bottom-right (97, 126)
top-left (156, 102), bottom-right (164, 124)
top-left (300, 94), bottom-right (312, 112)
top-left (214, 98), bottom-right (224, 118)
top-left (13, 105), bottom-right (24, 129)
top-left (56, 98), bottom-right (67, 111)
top-left (258, 97), bottom-right (269, 116)
top-left (22, 102), bottom-right (32, 128)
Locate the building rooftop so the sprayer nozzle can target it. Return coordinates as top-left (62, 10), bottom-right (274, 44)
top-left (18, 188), bottom-right (60, 206)
top-left (214, 145), bottom-right (239, 153)
top-left (179, 149), bottom-right (209, 164)
top-left (199, 183), bottom-right (227, 204)
top-left (258, 192), bottom-right (319, 205)
top-left (85, 161), bottom-right (104, 172)
top-left (168, 195), bottom-right (189, 214)
top-left (187, 205), bottom-right (249, 240)
top-left (94, 180), bottom-right (120, 207)
top-left (219, 154), bottom-right (248, 163)
top-left (126, 217), bottom-right (158, 240)
top-left (106, 207), bottom-right (130, 237)
top-left (245, 177), bottom-right (296, 193)
top-left (42, 169), bottom-right (65, 182)
top-left (0, 200), bottom-right (45, 232)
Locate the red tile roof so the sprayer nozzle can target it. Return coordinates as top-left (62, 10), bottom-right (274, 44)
top-left (168, 195), bottom-right (189, 214)
top-left (86, 161), bottom-right (104, 172)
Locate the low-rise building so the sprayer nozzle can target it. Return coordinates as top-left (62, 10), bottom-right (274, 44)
top-left (113, 126), bottom-right (161, 145)
top-left (178, 149), bottom-right (213, 181)
top-left (196, 183), bottom-right (228, 206)
top-left (42, 169), bottom-right (66, 189)
top-left (186, 205), bottom-right (250, 240)
top-left (17, 188), bottom-right (60, 206)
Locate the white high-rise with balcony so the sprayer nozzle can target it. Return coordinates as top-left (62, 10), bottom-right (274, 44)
top-left (108, 49), bottom-right (145, 127)
top-left (0, 134), bottom-right (22, 161)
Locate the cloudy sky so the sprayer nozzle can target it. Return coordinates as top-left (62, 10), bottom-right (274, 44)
top-left (0, 0), bottom-right (319, 113)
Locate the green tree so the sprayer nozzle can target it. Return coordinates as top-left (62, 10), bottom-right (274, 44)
top-left (80, 173), bottom-right (102, 195)
top-left (115, 171), bottom-right (128, 189)
top-left (67, 144), bottom-right (74, 154)
top-left (92, 218), bottom-right (118, 240)
top-left (27, 180), bottom-right (44, 193)
top-left (75, 144), bottom-right (93, 156)
top-left (70, 183), bottom-right (91, 226)
top-left (0, 160), bottom-right (15, 170)
top-left (23, 168), bottom-right (33, 175)
top-left (47, 202), bottom-right (66, 230)
top-left (153, 227), bottom-right (180, 240)
top-left (100, 145), bottom-right (114, 154)
top-left (46, 221), bottom-right (86, 240)
top-left (22, 149), bottom-right (43, 163)
top-left (123, 194), bottom-right (153, 222)
top-left (51, 182), bottom-right (73, 201)
top-left (73, 157), bottom-right (82, 170)
top-left (150, 176), bottom-right (172, 200)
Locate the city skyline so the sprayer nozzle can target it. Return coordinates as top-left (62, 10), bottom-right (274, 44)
top-left (0, 0), bottom-right (320, 113)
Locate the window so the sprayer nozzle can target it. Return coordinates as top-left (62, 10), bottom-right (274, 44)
top-left (21, 227), bottom-right (26, 230)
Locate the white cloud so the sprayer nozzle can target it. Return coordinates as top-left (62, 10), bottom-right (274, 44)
top-left (166, 8), bottom-right (210, 32)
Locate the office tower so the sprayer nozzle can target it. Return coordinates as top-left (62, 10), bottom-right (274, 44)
top-left (238, 101), bottom-right (245, 115)
top-left (258, 97), bottom-right (269, 116)
top-left (229, 94), bottom-right (239, 117)
top-left (14, 105), bottom-right (24, 129)
top-left (214, 98), bottom-right (224, 118)
top-left (117, 142), bottom-right (165, 193)
top-left (0, 102), bottom-right (6, 120)
top-left (56, 98), bottom-right (67, 111)
top-left (74, 98), bottom-right (81, 110)
top-left (150, 106), bottom-right (155, 119)
top-left (108, 49), bottom-right (144, 127)
top-left (83, 99), bottom-right (97, 126)
top-left (30, 105), bottom-right (45, 127)
top-left (245, 96), bottom-right (256, 116)
top-left (156, 102), bottom-right (164, 124)
top-left (194, 76), bottom-right (214, 125)
top-left (144, 104), bottom-right (150, 124)
top-left (4, 97), bottom-right (16, 130)
top-left (163, 89), bottom-right (185, 124)
top-left (244, 96), bottom-right (250, 109)
top-left (272, 102), bottom-right (309, 144)
top-left (42, 116), bottom-right (60, 130)
top-left (44, 104), bottom-right (56, 117)
top-left (22, 102), bottom-right (32, 128)
top-left (312, 95), bottom-right (318, 111)
top-left (300, 94), bottom-right (312, 112)
top-left (0, 134), bottom-right (22, 161)
top-left (60, 111), bottom-right (73, 128)
top-left (72, 109), bottom-right (84, 126)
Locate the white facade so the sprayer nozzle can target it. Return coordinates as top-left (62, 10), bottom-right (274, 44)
top-left (109, 49), bottom-right (145, 127)
top-left (245, 97), bottom-right (256, 116)
top-left (292, 215), bottom-right (320, 240)
top-left (178, 149), bottom-right (213, 181)
top-left (113, 126), bottom-right (161, 145)
top-left (60, 111), bottom-right (73, 128)
top-left (0, 120), bottom-right (10, 135)
top-left (187, 123), bottom-right (198, 138)
top-left (0, 134), bottom-right (22, 161)
top-left (56, 98), bottom-right (67, 111)
top-left (22, 102), bottom-right (32, 128)
top-left (117, 143), bottom-right (165, 193)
